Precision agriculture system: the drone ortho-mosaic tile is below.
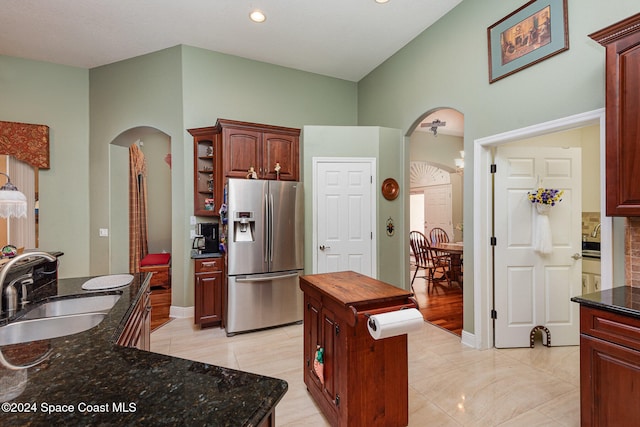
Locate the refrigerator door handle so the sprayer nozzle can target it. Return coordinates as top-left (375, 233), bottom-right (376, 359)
top-left (264, 195), bottom-right (269, 263)
top-left (269, 192), bottom-right (274, 263)
top-left (235, 272), bottom-right (300, 282)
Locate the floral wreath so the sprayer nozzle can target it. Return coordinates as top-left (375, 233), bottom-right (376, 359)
top-left (527, 188), bottom-right (563, 206)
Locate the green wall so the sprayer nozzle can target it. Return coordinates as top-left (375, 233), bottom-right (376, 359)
top-left (89, 46), bottom-right (358, 307)
top-left (89, 46), bottom-right (186, 303)
top-left (0, 56), bottom-right (90, 278)
top-left (302, 126), bottom-right (405, 286)
top-left (357, 0), bottom-right (639, 333)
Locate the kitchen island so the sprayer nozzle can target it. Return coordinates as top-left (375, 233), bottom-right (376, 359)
top-left (0, 274), bottom-right (287, 426)
top-left (300, 271), bottom-right (416, 427)
top-left (571, 286), bottom-right (640, 426)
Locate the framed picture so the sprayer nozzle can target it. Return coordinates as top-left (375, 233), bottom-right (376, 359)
top-left (487, 0), bottom-right (568, 83)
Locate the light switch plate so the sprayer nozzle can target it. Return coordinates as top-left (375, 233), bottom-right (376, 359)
top-left (190, 230), bottom-right (196, 239)
top-left (99, 228), bottom-right (109, 237)
top-left (190, 216), bottom-right (197, 225)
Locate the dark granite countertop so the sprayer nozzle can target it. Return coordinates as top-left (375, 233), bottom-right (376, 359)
top-left (0, 274), bottom-right (287, 426)
top-left (190, 250), bottom-right (223, 259)
top-left (571, 285), bottom-right (640, 319)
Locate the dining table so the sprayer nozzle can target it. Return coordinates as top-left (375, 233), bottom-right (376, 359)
top-left (431, 242), bottom-right (463, 285)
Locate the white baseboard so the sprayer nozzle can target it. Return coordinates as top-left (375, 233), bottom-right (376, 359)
top-left (461, 330), bottom-right (476, 348)
top-left (170, 305), bottom-right (194, 319)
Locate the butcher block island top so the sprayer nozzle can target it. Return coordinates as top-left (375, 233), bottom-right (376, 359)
top-left (299, 271), bottom-right (416, 427)
top-left (300, 270), bottom-right (414, 309)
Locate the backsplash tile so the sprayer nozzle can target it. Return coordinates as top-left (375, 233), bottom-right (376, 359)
top-left (626, 217), bottom-right (640, 288)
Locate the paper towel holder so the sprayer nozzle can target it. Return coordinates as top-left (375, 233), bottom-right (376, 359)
top-left (366, 314), bottom-right (377, 331)
top-left (365, 306), bottom-right (412, 332)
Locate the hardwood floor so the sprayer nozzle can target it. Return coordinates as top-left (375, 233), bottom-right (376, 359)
top-left (412, 273), bottom-right (463, 336)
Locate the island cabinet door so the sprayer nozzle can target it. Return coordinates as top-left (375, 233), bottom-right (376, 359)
top-left (304, 294), bottom-right (322, 386)
top-left (320, 304), bottom-right (341, 412)
top-left (580, 334), bottom-right (640, 426)
top-left (303, 294), bottom-right (342, 424)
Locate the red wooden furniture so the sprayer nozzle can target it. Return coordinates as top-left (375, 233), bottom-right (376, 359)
top-left (139, 253), bottom-right (171, 289)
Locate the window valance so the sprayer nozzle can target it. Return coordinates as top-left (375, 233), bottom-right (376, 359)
top-left (0, 120), bottom-right (50, 169)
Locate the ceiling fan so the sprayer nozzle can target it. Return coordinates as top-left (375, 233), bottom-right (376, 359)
top-left (420, 119), bottom-right (446, 136)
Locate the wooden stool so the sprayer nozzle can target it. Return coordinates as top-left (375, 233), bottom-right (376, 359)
top-left (140, 253), bottom-right (171, 289)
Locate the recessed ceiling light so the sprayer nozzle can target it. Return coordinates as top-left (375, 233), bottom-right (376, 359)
top-left (375, 0), bottom-right (390, 3)
top-left (250, 10), bottom-right (266, 23)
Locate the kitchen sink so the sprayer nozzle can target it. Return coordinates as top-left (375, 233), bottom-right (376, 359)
top-left (0, 312), bottom-right (107, 346)
top-left (21, 294), bottom-right (121, 320)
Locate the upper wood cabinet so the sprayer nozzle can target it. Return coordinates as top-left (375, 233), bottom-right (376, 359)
top-left (189, 120), bottom-right (300, 216)
top-left (218, 119), bottom-right (300, 181)
top-left (188, 127), bottom-right (223, 217)
top-left (590, 13), bottom-right (640, 216)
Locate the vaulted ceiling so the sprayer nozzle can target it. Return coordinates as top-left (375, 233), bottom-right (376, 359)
top-left (0, 0), bottom-right (462, 82)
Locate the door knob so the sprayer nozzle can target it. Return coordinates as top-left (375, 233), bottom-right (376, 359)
top-left (571, 252), bottom-right (582, 260)
top-left (319, 245), bottom-right (331, 251)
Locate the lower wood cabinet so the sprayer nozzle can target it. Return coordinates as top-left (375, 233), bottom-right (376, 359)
top-left (579, 306), bottom-right (640, 426)
top-left (300, 271), bottom-right (415, 427)
top-left (117, 278), bottom-right (151, 351)
top-left (194, 257), bottom-right (224, 327)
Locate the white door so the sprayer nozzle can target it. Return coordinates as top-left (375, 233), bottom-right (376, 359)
top-left (315, 160), bottom-right (375, 276)
top-left (410, 192), bottom-right (425, 235)
top-left (424, 184), bottom-right (453, 239)
top-left (494, 146), bottom-right (582, 348)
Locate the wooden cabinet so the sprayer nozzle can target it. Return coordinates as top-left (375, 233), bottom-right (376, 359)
top-left (189, 126), bottom-right (223, 217)
top-left (590, 13), bottom-right (640, 216)
top-left (189, 120), bottom-right (300, 216)
top-left (194, 257), bottom-right (224, 327)
top-left (299, 271), bottom-right (416, 427)
top-left (578, 305), bottom-right (640, 426)
top-left (117, 278), bottom-right (151, 351)
top-left (218, 119), bottom-right (300, 181)
top-left (582, 258), bottom-right (601, 294)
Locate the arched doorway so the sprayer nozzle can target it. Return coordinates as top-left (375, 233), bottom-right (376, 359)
top-left (109, 126), bottom-right (172, 274)
top-left (109, 126), bottom-right (173, 331)
top-left (408, 107), bottom-right (464, 336)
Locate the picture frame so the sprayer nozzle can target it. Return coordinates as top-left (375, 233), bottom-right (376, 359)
top-left (487, 0), bottom-right (569, 83)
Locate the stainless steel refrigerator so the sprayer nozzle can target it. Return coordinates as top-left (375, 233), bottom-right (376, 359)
top-left (226, 178), bottom-right (304, 335)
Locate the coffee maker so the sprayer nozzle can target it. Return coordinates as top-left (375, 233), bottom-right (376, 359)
top-left (193, 222), bottom-right (220, 254)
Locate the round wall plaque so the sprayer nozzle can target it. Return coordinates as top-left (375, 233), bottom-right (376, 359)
top-left (381, 178), bottom-right (399, 201)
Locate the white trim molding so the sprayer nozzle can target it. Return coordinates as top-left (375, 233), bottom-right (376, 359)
top-left (473, 108), bottom-right (607, 350)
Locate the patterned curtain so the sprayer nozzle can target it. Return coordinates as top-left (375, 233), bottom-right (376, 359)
top-left (0, 121), bottom-right (50, 169)
top-left (129, 144), bottom-right (148, 273)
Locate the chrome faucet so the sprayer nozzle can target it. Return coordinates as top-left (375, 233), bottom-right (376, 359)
top-left (591, 223), bottom-right (601, 238)
top-left (10, 273), bottom-right (34, 308)
top-left (1, 251), bottom-right (57, 315)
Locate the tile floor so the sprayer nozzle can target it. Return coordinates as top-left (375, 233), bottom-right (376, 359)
top-left (151, 313), bottom-right (580, 426)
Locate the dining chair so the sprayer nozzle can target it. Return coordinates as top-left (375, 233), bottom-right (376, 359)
top-left (429, 227), bottom-right (452, 269)
top-left (409, 231), bottom-right (432, 293)
top-left (427, 245), bottom-right (452, 289)
top-left (429, 227), bottom-right (450, 245)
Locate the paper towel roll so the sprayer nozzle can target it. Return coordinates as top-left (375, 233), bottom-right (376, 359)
top-left (367, 308), bottom-right (423, 340)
